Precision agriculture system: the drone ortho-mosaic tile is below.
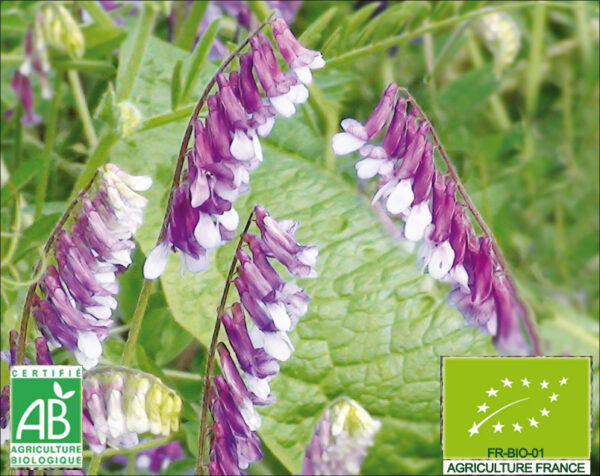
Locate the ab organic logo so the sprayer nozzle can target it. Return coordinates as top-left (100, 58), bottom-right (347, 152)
top-left (442, 357), bottom-right (592, 475)
top-left (10, 365), bottom-right (82, 469)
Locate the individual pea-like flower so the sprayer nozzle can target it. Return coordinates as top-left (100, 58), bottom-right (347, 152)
top-left (1, 332), bottom-right (54, 445)
top-left (144, 17), bottom-right (324, 279)
top-left (331, 83), bottom-right (398, 155)
top-left (302, 397), bottom-right (381, 475)
top-left (271, 17), bottom-right (326, 85)
top-left (33, 164), bottom-right (151, 369)
top-left (83, 367), bottom-right (182, 454)
top-left (331, 83), bottom-right (531, 355)
top-left (208, 206), bottom-right (317, 475)
top-left (10, 71), bottom-right (41, 126)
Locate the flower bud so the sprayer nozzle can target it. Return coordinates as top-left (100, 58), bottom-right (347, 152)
top-left (479, 13), bottom-right (520, 76)
top-left (117, 101), bottom-right (143, 139)
top-left (42, 5), bottom-right (85, 59)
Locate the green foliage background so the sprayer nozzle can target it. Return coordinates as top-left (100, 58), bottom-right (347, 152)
top-left (1, 1), bottom-right (598, 474)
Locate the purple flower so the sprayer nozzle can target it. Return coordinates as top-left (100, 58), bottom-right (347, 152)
top-left (254, 205), bottom-right (318, 278)
top-left (33, 164), bottom-right (151, 368)
top-left (209, 206), bottom-right (317, 474)
top-left (0, 385), bottom-right (9, 444)
top-left (137, 440), bottom-right (184, 473)
top-left (332, 82), bottom-right (532, 355)
top-left (332, 83), bottom-right (399, 155)
top-left (144, 18), bottom-right (323, 280)
top-left (11, 71), bottom-right (41, 126)
top-left (272, 17), bottom-right (325, 85)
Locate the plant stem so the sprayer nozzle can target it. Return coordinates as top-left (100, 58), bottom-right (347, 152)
top-left (121, 279), bottom-right (154, 366)
top-left (54, 59), bottom-right (115, 75)
top-left (36, 75), bottom-right (62, 219)
top-left (12, 104), bottom-right (23, 170)
top-left (525, 2), bottom-right (546, 117)
top-left (83, 435), bottom-right (174, 459)
top-left (399, 88), bottom-right (540, 356)
top-left (15, 172), bottom-right (99, 365)
top-left (67, 70), bottom-right (98, 148)
top-left (116, 5), bottom-right (157, 102)
top-left (81, 0), bottom-right (116, 29)
top-left (70, 131), bottom-right (119, 200)
top-left (87, 454), bottom-right (102, 475)
top-left (139, 105), bottom-right (196, 132)
top-left (195, 210), bottom-right (255, 475)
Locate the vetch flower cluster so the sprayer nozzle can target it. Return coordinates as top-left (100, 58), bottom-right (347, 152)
top-left (143, 17), bottom-right (324, 279)
top-left (1, 331), bottom-right (53, 445)
top-left (83, 368), bottom-right (182, 454)
top-left (207, 206), bottom-right (317, 475)
top-left (32, 164), bottom-right (151, 369)
top-left (332, 83), bottom-right (529, 355)
top-left (302, 397), bottom-right (381, 475)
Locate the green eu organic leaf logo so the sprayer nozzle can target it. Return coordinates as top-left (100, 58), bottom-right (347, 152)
top-left (442, 357), bottom-right (591, 460)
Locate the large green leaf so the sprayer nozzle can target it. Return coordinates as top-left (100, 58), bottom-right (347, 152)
top-left (109, 36), bottom-right (495, 474)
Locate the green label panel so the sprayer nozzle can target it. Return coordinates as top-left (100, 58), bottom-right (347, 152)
top-left (442, 357), bottom-right (591, 459)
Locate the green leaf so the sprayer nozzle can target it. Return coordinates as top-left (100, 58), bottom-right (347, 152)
top-left (174, 0), bottom-right (207, 51)
top-left (181, 18), bottom-right (221, 104)
top-left (171, 59), bottom-right (183, 111)
top-left (297, 6), bottom-right (339, 49)
top-left (13, 212), bottom-right (62, 263)
top-left (437, 65), bottom-right (500, 120)
top-left (109, 36), bottom-right (496, 474)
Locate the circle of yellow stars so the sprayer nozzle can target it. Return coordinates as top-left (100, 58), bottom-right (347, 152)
top-left (468, 376), bottom-right (568, 436)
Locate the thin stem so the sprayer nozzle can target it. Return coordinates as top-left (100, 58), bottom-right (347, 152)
top-left (87, 454), bottom-right (102, 475)
top-left (82, 435), bottom-right (174, 459)
top-left (67, 70), bottom-right (98, 147)
top-left (398, 88), bottom-right (540, 356)
top-left (16, 172), bottom-right (99, 365)
top-left (81, 0), bottom-right (116, 29)
top-left (121, 279), bottom-right (154, 366)
top-left (70, 131), bottom-right (119, 200)
top-left (12, 103), bottom-right (23, 170)
top-left (36, 75), bottom-right (62, 219)
top-left (53, 59), bottom-right (115, 75)
top-left (195, 210), bottom-right (255, 475)
top-left (525, 2), bottom-right (546, 117)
